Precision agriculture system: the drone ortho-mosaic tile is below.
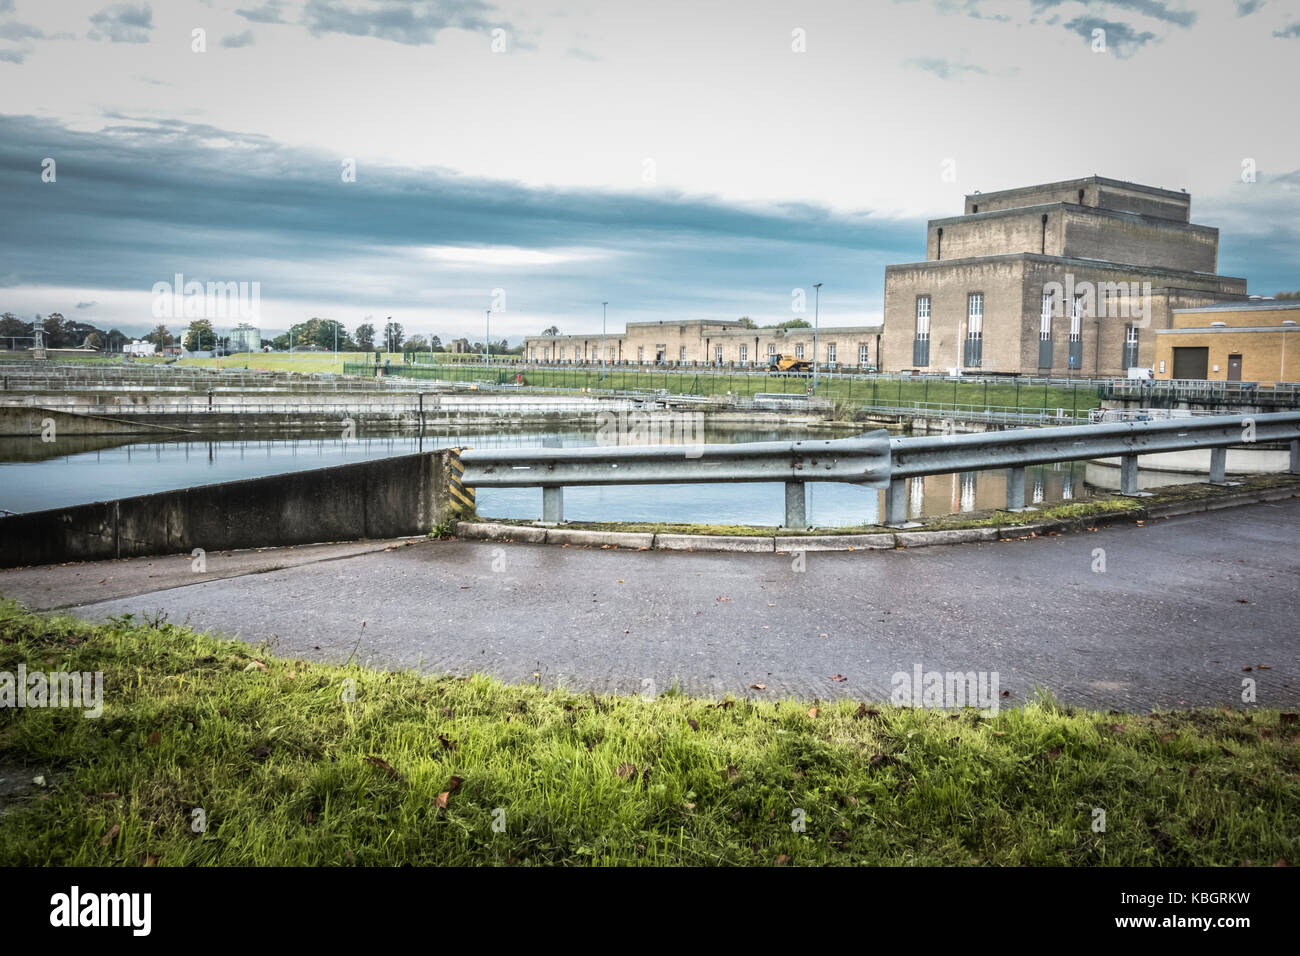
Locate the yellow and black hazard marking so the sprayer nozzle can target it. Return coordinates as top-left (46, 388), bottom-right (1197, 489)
top-left (448, 447), bottom-right (476, 514)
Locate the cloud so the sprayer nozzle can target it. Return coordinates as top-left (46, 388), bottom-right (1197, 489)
top-left (1064, 16), bottom-right (1157, 56)
top-left (302, 0), bottom-right (501, 46)
top-left (88, 3), bottom-right (154, 44)
top-left (236, 0), bottom-right (287, 23)
top-left (1234, 0), bottom-right (1263, 15)
top-left (0, 114), bottom-right (919, 331)
top-left (221, 30), bottom-right (255, 48)
top-left (1031, 0), bottom-right (1195, 27)
top-left (0, 21), bottom-right (50, 41)
top-left (76, 301), bottom-right (97, 309)
top-left (0, 47), bottom-right (24, 63)
top-left (1274, 21), bottom-right (1300, 38)
top-left (905, 55), bottom-right (989, 80)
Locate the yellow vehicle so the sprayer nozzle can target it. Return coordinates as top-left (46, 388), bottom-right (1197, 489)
top-left (767, 353), bottom-right (811, 374)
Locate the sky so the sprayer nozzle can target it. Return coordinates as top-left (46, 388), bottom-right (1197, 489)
top-left (0, 0), bottom-right (1298, 341)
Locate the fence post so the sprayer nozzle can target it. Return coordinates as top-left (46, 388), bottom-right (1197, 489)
top-left (784, 481), bottom-right (807, 529)
top-left (1290, 440), bottom-right (1300, 474)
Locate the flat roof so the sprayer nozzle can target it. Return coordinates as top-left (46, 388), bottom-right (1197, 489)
top-left (1172, 301), bottom-right (1300, 314)
top-left (965, 176), bottom-right (1190, 203)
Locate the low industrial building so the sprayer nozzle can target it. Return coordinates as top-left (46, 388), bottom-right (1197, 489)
top-left (1154, 302), bottom-right (1300, 382)
top-left (524, 319), bottom-right (883, 368)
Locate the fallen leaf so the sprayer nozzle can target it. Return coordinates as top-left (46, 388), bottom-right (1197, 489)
top-left (146, 731), bottom-right (161, 747)
top-left (252, 745), bottom-right (271, 760)
top-left (616, 762), bottom-right (637, 781)
top-left (438, 734), bottom-right (456, 751)
top-left (446, 775), bottom-right (463, 793)
top-left (363, 755), bottom-right (402, 780)
top-left (774, 854), bottom-right (791, 866)
top-left (750, 683), bottom-right (766, 690)
top-left (807, 706), bottom-right (819, 719)
top-left (687, 719), bottom-right (699, 731)
top-left (99, 823), bottom-right (120, 846)
top-left (436, 792), bottom-right (449, 809)
top-left (831, 674), bottom-right (847, 682)
top-left (141, 854), bottom-right (161, 867)
top-left (1108, 723), bottom-right (1126, 734)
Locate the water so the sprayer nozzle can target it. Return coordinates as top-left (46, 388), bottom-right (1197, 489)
top-left (0, 428), bottom-right (1090, 526)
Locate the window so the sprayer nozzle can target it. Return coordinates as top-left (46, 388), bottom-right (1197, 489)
top-left (1040, 292), bottom-right (1054, 340)
top-left (768, 343), bottom-right (776, 356)
top-left (859, 344), bottom-right (868, 365)
top-left (967, 293), bottom-right (983, 335)
top-left (608, 346), bottom-right (615, 361)
top-left (1070, 296), bottom-right (1083, 340)
top-left (795, 344), bottom-right (805, 359)
top-left (559, 346), bottom-right (565, 360)
top-left (679, 346), bottom-right (686, 362)
top-left (965, 293), bottom-right (983, 367)
top-left (914, 296), bottom-right (931, 366)
top-left (739, 344), bottom-right (748, 362)
top-left (827, 343), bottom-right (836, 363)
top-left (1123, 326), bottom-right (1140, 368)
top-left (715, 346), bottom-right (723, 364)
top-left (637, 346), bottom-right (644, 361)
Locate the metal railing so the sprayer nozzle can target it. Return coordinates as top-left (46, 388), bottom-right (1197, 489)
top-left (459, 411), bottom-right (1300, 528)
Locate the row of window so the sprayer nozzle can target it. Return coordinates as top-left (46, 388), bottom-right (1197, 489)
top-left (529, 343), bottom-right (870, 363)
top-left (913, 292), bottom-right (1141, 368)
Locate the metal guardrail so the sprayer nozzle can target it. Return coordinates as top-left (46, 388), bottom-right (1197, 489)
top-left (459, 411), bottom-right (1300, 527)
top-left (858, 402), bottom-right (1089, 426)
top-left (462, 434), bottom-right (892, 525)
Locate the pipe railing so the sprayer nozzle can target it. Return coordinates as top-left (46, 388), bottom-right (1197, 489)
top-left (459, 411), bottom-right (1300, 528)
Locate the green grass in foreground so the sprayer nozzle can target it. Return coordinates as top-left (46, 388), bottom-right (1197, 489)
top-left (1, 600), bottom-right (1296, 866)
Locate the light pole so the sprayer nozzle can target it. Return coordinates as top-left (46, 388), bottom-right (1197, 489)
top-left (601, 301), bottom-right (608, 379)
top-left (485, 309), bottom-right (491, 366)
top-left (812, 282), bottom-right (822, 391)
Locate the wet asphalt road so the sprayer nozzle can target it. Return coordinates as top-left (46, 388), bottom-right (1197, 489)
top-left (3, 499), bottom-right (1298, 710)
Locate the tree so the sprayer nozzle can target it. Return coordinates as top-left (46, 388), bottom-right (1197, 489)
top-left (147, 324), bottom-right (172, 348)
top-left (106, 328), bottom-right (127, 352)
top-left (43, 312), bottom-right (66, 348)
top-left (382, 319), bottom-right (404, 352)
top-left (542, 326), bottom-right (559, 336)
top-left (736, 317), bottom-right (757, 329)
top-left (0, 312), bottom-right (24, 346)
top-left (1276, 291), bottom-right (1300, 300)
top-left (430, 335), bottom-right (442, 351)
top-left (404, 334), bottom-right (428, 351)
top-left (270, 332), bottom-right (290, 350)
top-left (764, 318), bottom-right (812, 329)
top-left (355, 323), bottom-right (375, 352)
top-left (184, 319), bottom-right (216, 352)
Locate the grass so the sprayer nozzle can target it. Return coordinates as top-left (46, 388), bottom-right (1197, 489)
top-left (1, 599), bottom-right (1296, 866)
top-left (382, 363), bottom-right (1105, 413)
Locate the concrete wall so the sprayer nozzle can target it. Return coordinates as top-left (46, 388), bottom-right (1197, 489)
top-left (0, 449), bottom-right (460, 568)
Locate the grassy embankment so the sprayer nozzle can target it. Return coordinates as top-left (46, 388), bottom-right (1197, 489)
top-left (1, 600), bottom-right (1295, 866)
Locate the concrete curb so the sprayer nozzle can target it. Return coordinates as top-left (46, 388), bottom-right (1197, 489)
top-left (453, 485), bottom-right (1299, 554)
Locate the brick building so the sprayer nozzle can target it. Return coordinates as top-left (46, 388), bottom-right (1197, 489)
top-left (879, 176), bottom-right (1250, 376)
top-left (1154, 301), bottom-right (1300, 382)
top-left (525, 319), bottom-right (883, 369)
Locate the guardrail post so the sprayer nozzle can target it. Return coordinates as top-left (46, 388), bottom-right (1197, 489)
top-left (784, 481), bottom-right (807, 529)
top-left (1005, 466), bottom-right (1027, 511)
top-left (1291, 439), bottom-right (1300, 475)
top-left (1208, 446), bottom-right (1230, 485)
top-left (884, 477), bottom-right (908, 526)
top-left (542, 486), bottom-right (564, 523)
top-left (1118, 453), bottom-right (1149, 496)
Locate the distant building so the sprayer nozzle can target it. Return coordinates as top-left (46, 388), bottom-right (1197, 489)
top-left (879, 176), bottom-right (1250, 376)
top-left (229, 323), bottom-right (261, 352)
top-left (125, 339), bottom-right (157, 357)
top-left (1154, 301), bottom-right (1300, 383)
top-left (524, 319), bottom-right (882, 368)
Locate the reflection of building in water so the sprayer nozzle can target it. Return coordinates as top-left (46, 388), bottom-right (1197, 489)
top-left (909, 475), bottom-right (926, 519)
top-left (959, 471), bottom-right (977, 512)
top-left (911, 462), bottom-right (1088, 518)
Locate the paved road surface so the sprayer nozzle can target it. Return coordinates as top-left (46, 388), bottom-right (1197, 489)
top-left (3, 501), bottom-right (1297, 710)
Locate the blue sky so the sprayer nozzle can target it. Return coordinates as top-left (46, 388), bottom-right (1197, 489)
top-left (0, 0), bottom-right (1297, 339)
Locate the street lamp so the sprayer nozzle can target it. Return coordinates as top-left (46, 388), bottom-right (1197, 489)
top-left (485, 309), bottom-right (491, 366)
top-left (812, 282), bottom-right (822, 391)
top-left (601, 301), bottom-right (608, 378)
